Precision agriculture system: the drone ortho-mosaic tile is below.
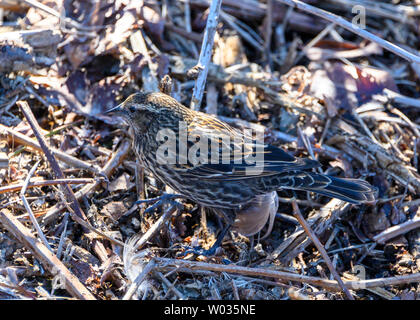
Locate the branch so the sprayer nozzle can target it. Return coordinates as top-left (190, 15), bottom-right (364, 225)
top-left (276, 0), bottom-right (420, 64)
top-left (291, 200), bottom-right (354, 300)
top-left (190, 0), bottom-right (223, 110)
top-left (0, 209), bottom-right (96, 300)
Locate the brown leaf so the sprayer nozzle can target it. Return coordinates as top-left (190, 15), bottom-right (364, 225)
top-left (310, 62), bottom-right (398, 111)
top-left (109, 173), bottom-right (134, 193)
top-left (101, 201), bottom-right (129, 221)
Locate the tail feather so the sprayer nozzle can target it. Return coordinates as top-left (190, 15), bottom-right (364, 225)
top-left (282, 172), bottom-right (377, 204)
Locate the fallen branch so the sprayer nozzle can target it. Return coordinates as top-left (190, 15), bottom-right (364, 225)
top-left (0, 209), bottom-right (96, 300)
top-left (291, 200), bottom-right (354, 300)
top-left (0, 178), bottom-right (95, 194)
top-left (154, 257), bottom-right (420, 291)
top-left (269, 198), bottom-right (351, 263)
top-left (42, 139), bottom-right (131, 224)
top-left (276, 0), bottom-right (420, 64)
top-left (373, 216), bottom-right (420, 244)
top-left (189, 0), bottom-right (222, 110)
top-left (17, 101), bottom-right (89, 221)
top-left (0, 123), bottom-right (99, 174)
top-left (20, 160), bottom-right (52, 251)
top-left (122, 260), bottom-right (156, 300)
top-left (132, 204), bottom-right (178, 251)
top-left (17, 100), bottom-right (109, 263)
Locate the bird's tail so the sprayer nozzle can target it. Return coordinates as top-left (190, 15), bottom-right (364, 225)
top-left (280, 172), bottom-right (377, 204)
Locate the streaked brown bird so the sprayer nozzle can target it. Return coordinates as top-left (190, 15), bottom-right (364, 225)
top-left (108, 92), bottom-right (376, 245)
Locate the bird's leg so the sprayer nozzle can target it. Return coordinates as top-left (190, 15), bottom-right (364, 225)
top-left (135, 193), bottom-right (184, 213)
top-left (183, 224), bottom-right (232, 257)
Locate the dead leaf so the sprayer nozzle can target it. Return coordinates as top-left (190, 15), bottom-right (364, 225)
top-left (101, 201), bottom-right (129, 221)
top-left (109, 173), bottom-right (133, 193)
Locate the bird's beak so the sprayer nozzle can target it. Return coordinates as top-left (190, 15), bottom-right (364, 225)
top-left (105, 103), bottom-right (123, 114)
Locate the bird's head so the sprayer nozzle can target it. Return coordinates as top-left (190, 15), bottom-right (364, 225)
top-left (105, 92), bottom-right (152, 121)
top-left (106, 92), bottom-right (184, 133)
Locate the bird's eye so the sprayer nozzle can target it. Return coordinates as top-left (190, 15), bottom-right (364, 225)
top-left (128, 106), bottom-right (136, 113)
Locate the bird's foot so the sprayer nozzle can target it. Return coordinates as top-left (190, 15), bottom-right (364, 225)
top-left (181, 224), bottom-right (232, 258)
top-left (135, 193), bottom-right (184, 213)
top-left (183, 243), bottom-right (222, 257)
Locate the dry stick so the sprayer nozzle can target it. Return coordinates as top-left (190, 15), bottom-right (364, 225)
top-left (154, 257), bottom-right (420, 290)
top-left (17, 101), bottom-right (89, 222)
top-left (17, 101), bottom-right (109, 263)
top-left (295, 22), bottom-right (336, 63)
top-left (164, 23), bottom-right (203, 43)
top-left (291, 200), bottom-right (354, 300)
top-left (0, 178), bottom-right (95, 194)
top-left (133, 204), bottom-right (178, 251)
top-left (190, 0), bottom-right (222, 110)
top-left (20, 160), bottom-right (52, 251)
top-left (0, 209), bottom-right (96, 300)
top-left (42, 139), bottom-right (131, 224)
top-left (219, 10), bottom-right (264, 51)
top-left (389, 107), bottom-right (420, 138)
top-left (276, 0), bottom-right (420, 64)
top-left (265, 0), bottom-right (273, 61)
top-left (231, 279), bottom-right (240, 300)
top-left (0, 124), bottom-right (99, 174)
top-left (351, 109), bottom-right (379, 144)
top-left (156, 271), bottom-right (185, 300)
top-left (65, 208), bottom-right (125, 247)
top-left (123, 259), bottom-right (156, 300)
top-left (383, 88), bottom-right (420, 110)
top-left (373, 215), bottom-right (420, 244)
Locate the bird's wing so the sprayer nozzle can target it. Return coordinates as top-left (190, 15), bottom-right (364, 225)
top-left (169, 113), bottom-right (320, 180)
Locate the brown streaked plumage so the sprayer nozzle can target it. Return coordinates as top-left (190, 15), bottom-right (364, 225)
top-left (108, 92), bottom-right (377, 235)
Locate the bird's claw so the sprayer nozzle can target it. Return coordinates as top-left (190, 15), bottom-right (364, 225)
top-left (135, 193), bottom-right (184, 213)
top-left (180, 245), bottom-right (231, 264)
top-left (183, 245), bottom-right (218, 257)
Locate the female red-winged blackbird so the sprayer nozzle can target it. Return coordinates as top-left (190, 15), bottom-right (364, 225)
top-left (108, 92), bottom-right (376, 237)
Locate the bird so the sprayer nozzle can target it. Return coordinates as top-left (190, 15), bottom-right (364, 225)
top-left (107, 92), bottom-right (376, 250)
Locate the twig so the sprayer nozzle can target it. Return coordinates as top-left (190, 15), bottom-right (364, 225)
top-left (20, 160), bottom-right (52, 251)
top-left (0, 209), bottom-right (96, 300)
top-left (164, 22), bottom-right (203, 43)
top-left (56, 213), bottom-right (69, 260)
top-left (42, 140), bottom-right (131, 224)
top-left (132, 204), bottom-right (178, 251)
top-left (264, 0), bottom-right (273, 66)
top-left (22, 0), bottom-right (100, 34)
top-left (352, 109), bottom-right (380, 144)
top-left (156, 271), bottom-right (185, 300)
top-left (373, 216), bottom-right (420, 244)
top-left (190, 0), bottom-right (222, 110)
top-left (17, 100), bottom-right (109, 264)
top-left (276, 0), bottom-right (420, 64)
top-left (295, 23), bottom-right (336, 63)
top-left (383, 88), bottom-right (420, 110)
top-left (65, 207), bottom-right (125, 247)
top-left (231, 279), bottom-right (240, 300)
top-left (17, 101), bottom-right (88, 221)
top-left (0, 124), bottom-right (99, 174)
top-left (123, 260), bottom-right (156, 300)
top-left (219, 10), bottom-right (264, 52)
top-left (0, 178), bottom-right (95, 194)
top-left (291, 200), bottom-right (354, 300)
top-left (388, 106), bottom-right (420, 138)
top-left (154, 257), bottom-right (420, 291)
